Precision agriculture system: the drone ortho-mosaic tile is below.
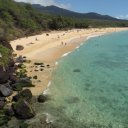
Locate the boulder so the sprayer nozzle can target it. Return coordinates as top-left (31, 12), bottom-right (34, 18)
top-left (13, 89), bottom-right (32, 102)
top-left (0, 97), bottom-right (6, 109)
top-left (0, 85), bottom-right (13, 97)
top-left (8, 59), bottom-right (15, 67)
top-left (0, 66), bottom-right (3, 72)
top-left (0, 101), bottom-right (5, 109)
top-left (16, 45), bottom-right (24, 51)
top-left (18, 77), bottom-right (32, 84)
top-left (4, 82), bottom-right (12, 88)
top-left (9, 75), bottom-right (18, 84)
top-left (38, 95), bottom-right (47, 103)
top-left (16, 55), bottom-right (24, 63)
top-left (12, 100), bottom-right (35, 119)
top-left (7, 67), bottom-right (15, 74)
top-left (0, 72), bottom-right (9, 84)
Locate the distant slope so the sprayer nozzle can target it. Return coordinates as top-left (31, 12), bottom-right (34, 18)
top-left (0, 0), bottom-right (128, 42)
top-left (32, 4), bottom-right (118, 21)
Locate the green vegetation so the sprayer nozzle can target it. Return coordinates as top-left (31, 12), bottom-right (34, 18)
top-left (19, 122), bottom-right (29, 128)
top-left (13, 82), bottom-right (35, 91)
top-left (0, 44), bottom-right (10, 67)
top-left (0, 110), bottom-right (11, 126)
top-left (0, 0), bottom-right (127, 41)
top-left (16, 69), bottom-right (27, 78)
top-left (16, 64), bottom-right (28, 78)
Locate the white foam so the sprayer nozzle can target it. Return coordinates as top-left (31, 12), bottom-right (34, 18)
top-left (43, 81), bottom-right (51, 95)
top-left (76, 46), bottom-right (80, 49)
top-left (87, 34), bottom-right (101, 40)
top-left (43, 88), bottom-right (49, 95)
top-left (80, 43), bottom-right (84, 46)
top-left (55, 61), bottom-right (58, 65)
top-left (61, 51), bottom-right (71, 57)
top-left (43, 113), bottom-right (54, 124)
top-left (46, 113), bottom-right (53, 123)
top-left (47, 81), bottom-right (51, 87)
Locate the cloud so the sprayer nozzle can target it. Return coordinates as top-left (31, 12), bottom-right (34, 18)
top-left (14, 0), bottom-right (71, 9)
top-left (116, 15), bottom-right (128, 20)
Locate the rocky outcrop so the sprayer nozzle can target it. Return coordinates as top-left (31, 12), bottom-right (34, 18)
top-left (0, 97), bottom-right (6, 109)
top-left (0, 39), bottom-right (36, 125)
top-left (9, 75), bottom-right (18, 84)
top-left (0, 72), bottom-right (9, 84)
top-left (12, 99), bottom-right (35, 119)
top-left (18, 77), bottom-right (32, 85)
top-left (15, 55), bottom-right (24, 63)
top-left (13, 89), bottom-right (32, 102)
top-left (0, 84), bottom-right (13, 97)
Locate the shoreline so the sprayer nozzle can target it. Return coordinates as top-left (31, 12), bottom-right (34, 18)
top-left (10, 27), bottom-right (128, 96)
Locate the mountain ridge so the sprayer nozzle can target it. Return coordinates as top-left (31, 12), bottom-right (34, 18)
top-left (32, 4), bottom-right (118, 21)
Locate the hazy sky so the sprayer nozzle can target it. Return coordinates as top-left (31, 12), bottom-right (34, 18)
top-left (14, 0), bottom-right (128, 19)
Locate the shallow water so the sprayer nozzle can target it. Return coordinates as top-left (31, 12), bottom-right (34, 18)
top-left (37, 31), bottom-right (128, 128)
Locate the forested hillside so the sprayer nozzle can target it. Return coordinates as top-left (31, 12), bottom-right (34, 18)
top-left (0, 0), bottom-right (51, 40)
top-left (0, 0), bottom-right (128, 41)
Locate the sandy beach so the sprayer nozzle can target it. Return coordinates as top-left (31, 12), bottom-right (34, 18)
top-left (10, 27), bottom-right (128, 96)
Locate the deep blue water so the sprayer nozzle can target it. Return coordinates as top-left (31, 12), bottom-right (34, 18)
top-left (39, 31), bottom-right (128, 128)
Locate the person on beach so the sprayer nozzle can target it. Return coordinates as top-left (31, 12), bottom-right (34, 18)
top-left (61, 41), bottom-right (63, 45)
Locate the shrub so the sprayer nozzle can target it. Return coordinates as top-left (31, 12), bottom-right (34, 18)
top-left (0, 44), bottom-right (10, 67)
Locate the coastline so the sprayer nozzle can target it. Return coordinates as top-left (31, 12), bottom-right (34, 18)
top-left (10, 27), bottom-right (128, 96)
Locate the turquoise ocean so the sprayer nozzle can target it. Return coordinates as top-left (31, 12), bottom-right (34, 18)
top-left (38, 31), bottom-right (128, 128)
